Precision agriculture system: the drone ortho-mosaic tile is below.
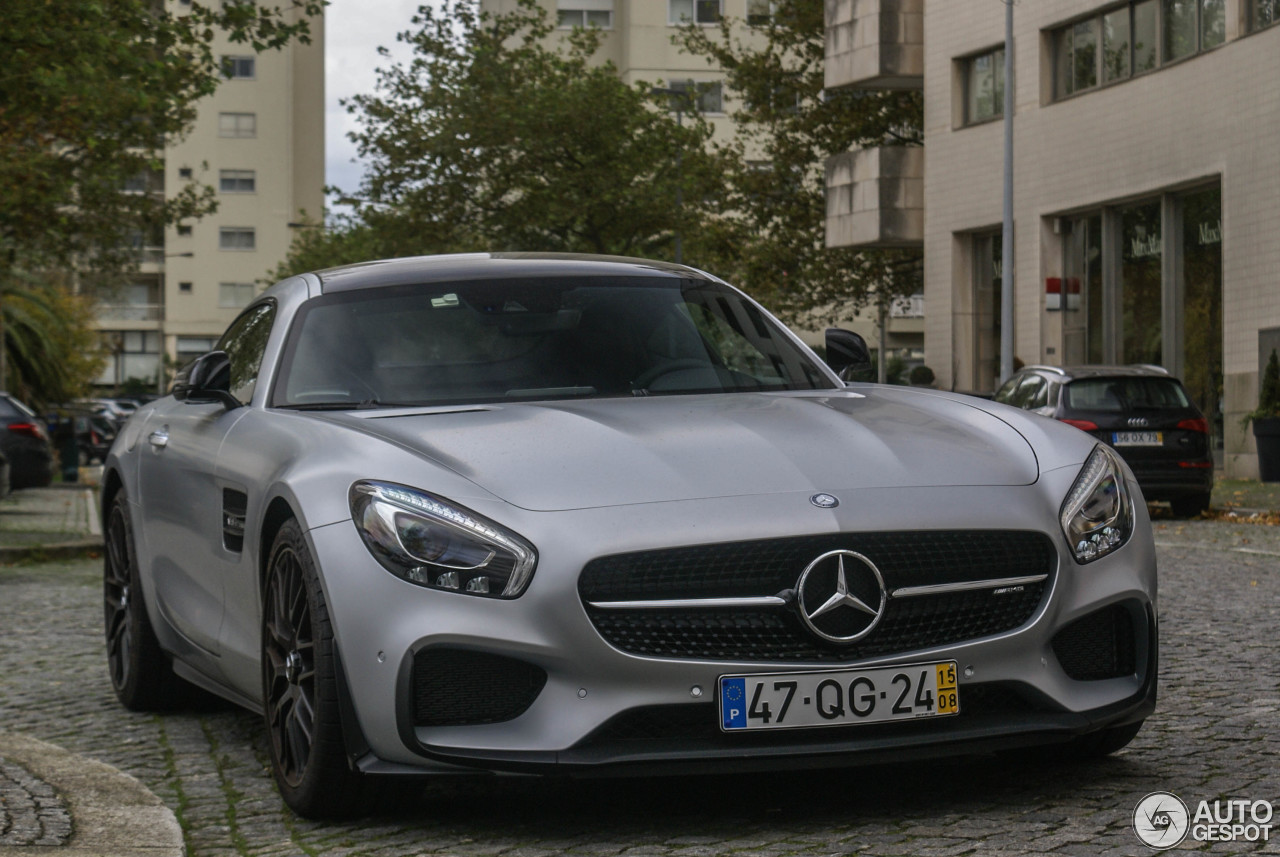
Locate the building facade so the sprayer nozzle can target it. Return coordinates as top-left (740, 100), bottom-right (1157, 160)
top-left (96, 3), bottom-right (325, 390)
top-left (826, 0), bottom-right (1280, 478)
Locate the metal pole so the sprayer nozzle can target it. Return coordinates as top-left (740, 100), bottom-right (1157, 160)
top-left (674, 104), bottom-right (683, 266)
top-left (1000, 0), bottom-right (1015, 383)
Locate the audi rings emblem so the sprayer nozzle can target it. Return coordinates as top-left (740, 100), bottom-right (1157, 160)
top-left (795, 550), bottom-right (887, 643)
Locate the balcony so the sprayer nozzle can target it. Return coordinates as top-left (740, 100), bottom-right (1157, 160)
top-left (98, 303), bottom-right (164, 322)
top-left (825, 0), bottom-right (923, 92)
top-left (825, 146), bottom-right (923, 250)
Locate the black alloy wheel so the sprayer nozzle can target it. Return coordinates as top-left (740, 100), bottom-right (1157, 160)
top-left (262, 518), bottom-right (372, 818)
top-left (103, 491), bottom-right (178, 709)
top-left (263, 535), bottom-right (317, 788)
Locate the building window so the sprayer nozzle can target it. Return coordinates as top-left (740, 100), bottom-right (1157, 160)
top-left (221, 55), bottom-right (256, 79)
top-left (179, 281), bottom-right (193, 294)
top-left (669, 0), bottom-right (720, 25)
top-left (962, 47), bottom-right (1004, 125)
top-left (98, 330), bottom-right (162, 386)
top-left (219, 169), bottom-right (256, 193)
top-left (178, 167), bottom-right (193, 179)
top-left (219, 282), bottom-right (256, 308)
top-left (1053, 0), bottom-right (1224, 101)
top-left (219, 227), bottom-right (256, 251)
top-left (176, 225), bottom-right (192, 236)
top-left (556, 1), bottom-right (613, 28)
top-left (747, 0), bottom-right (773, 26)
top-left (218, 112), bottom-right (256, 138)
top-left (668, 80), bottom-right (724, 114)
top-left (1248, 0), bottom-right (1280, 30)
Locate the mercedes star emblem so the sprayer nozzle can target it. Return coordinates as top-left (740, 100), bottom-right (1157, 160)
top-left (809, 493), bottom-right (839, 508)
top-left (795, 550), bottom-right (886, 643)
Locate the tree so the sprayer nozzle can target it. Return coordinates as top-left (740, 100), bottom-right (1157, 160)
top-left (323, 0), bottom-right (732, 267)
top-left (675, 0), bottom-right (924, 324)
top-left (0, 0), bottom-right (322, 390)
top-left (0, 272), bottom-right (104, 408)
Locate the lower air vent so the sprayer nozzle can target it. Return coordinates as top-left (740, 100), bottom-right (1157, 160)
top-left (411, 648), bottom-right (546, 727)
top-left (1051, 604), bottom-right (1137, 681)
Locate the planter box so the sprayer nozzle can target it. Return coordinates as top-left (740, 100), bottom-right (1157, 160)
top-left (1254, 417), bottom-right (1280, 483)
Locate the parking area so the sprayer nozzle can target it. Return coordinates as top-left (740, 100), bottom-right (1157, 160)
top-left (0, 520), bottom-right (1277, 856)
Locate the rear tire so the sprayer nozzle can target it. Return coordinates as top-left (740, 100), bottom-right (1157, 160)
top-left (103, 491), bottom-right (183, 710)
top-left (1170, 493), bottom-right (1211, 518)
top-left (262, 518), bottom-right (374, 819)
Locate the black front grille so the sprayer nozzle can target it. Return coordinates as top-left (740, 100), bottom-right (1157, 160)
top-left (412, 649), bottom-right (546, 727)
top-left (574, 683), bottom-right (1051, 753)
top-left (580, 531), bottom-right (1056, 662)
top-left (1052, 604), bottom-right (1137, 681)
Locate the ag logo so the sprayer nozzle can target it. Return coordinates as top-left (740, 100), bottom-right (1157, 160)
top-left (1133, 791), bottom-right (1190, 849)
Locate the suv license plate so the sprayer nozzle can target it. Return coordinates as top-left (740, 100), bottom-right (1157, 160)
top-left (1113, 431), bottom-right (1163, 446)
top-left (719, 661), bottom-right (959, 732)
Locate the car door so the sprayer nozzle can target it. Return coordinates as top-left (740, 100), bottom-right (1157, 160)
top-left (137, 302), bottom-right (275, 658)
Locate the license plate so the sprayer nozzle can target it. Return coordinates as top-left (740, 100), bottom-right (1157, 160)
top-left (719, 661), bottom-right (959, 732)
top-left (1113, 431), bottom-right (1162, 446)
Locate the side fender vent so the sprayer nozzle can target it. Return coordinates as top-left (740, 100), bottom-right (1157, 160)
top-left (222, 488), bottom-right (248, 552)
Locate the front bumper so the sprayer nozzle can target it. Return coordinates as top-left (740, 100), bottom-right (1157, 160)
top-left (308, 472), bottom-right (1158, 776)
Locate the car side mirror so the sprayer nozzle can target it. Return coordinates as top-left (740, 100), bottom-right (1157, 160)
top-left (824, 328), bottom-right (872, 382)
top-left (172, 351), bottom-right (240, 410)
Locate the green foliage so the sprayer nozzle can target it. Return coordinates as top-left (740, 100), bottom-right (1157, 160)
top-left (909, 364), bottom-right (936, 387)
top-left (1, 271), bottom-right (105, 408)
top-left (322, 0), bottom-right (731, 266)
top-left (674, 0), bottom-right (924, 323)
top-left (1245, 349), bottom-right (1280, 427)
top-left (0, 0), bottom-right (323, 277)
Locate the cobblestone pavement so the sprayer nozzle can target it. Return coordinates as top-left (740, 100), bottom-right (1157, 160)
top-left (0, 758), bottom-right (71, 847)
top-left (0, 520), bottom-right (1277, 856)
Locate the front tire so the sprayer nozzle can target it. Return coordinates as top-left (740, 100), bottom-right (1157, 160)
top-left (104, 491), bottom-right (182, 710)
top-left (262, 518), bottom-right (372, 818)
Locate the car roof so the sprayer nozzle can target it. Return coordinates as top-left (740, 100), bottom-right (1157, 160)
top-left (1018, 365), bottom-right (1178, 381)
top-left (311, 253), bottom-right (719, 294)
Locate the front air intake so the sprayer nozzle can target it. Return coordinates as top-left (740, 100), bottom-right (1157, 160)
top-left (411, 648), bottom-right (546, 727)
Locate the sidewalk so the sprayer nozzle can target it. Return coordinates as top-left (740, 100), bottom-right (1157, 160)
top-left (0, 485), bottom-right (103, 562)
top-left (0, 733), bottom-right (184, 857)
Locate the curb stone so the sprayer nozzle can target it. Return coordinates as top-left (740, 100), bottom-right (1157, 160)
top-left (0, 733), bottom-right (184, 857)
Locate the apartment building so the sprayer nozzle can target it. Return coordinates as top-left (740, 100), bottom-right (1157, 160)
top-left (96, 4), bottom-right (325, 389)
top-left (825, 0), bottom-right (1280, 478)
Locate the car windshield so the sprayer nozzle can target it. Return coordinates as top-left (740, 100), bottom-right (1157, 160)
top-left (1064, 377), bottom-right (1191, 411)
top-left (272, 277), bottom-right (835, 408)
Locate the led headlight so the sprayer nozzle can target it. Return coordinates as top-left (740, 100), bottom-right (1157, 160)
top-left (350, 481), bottom-right (537, 597)
top-left (1060, 445), bottom-right (1134, 564)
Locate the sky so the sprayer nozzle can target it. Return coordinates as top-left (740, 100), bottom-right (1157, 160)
top-left (324, 0), bottom-right (434, 208)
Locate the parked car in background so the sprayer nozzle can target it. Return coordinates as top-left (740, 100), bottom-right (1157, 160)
top-left (994, 365), bottom-right (1213, 516)
top-left (105, 254), bottom-right (1157, 819)
top-left (48, 405), bottom-right (119, 466)
top-left (75, 398), bottom-right (135, 426)
top-left (0, 393), bottom-right (54, 490)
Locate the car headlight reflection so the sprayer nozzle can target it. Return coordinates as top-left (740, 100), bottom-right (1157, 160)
top-left (350, 481), bottom-right (536, 597)
top-left (1060, 445), bottom-right (1134, 564)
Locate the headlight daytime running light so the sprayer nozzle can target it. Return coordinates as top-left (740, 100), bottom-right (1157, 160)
top-left (349, 481), bottom-right (537, 598)
top-left (1060, 445), bottom-right (1134, 564)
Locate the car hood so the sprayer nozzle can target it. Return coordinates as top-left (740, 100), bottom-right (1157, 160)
top-left (330, 391), bottom-right (1039, 512)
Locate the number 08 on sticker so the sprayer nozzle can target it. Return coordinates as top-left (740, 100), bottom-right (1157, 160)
top-left (720, 661), bottom-right (960, 731)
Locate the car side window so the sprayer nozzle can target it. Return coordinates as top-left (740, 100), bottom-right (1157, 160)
top-left (993, 375), bottom-right (1021, 404)
top-left (1025, 376), bottom-right (1049, 410)
top-left (217, 302), bottom-right (276, 404)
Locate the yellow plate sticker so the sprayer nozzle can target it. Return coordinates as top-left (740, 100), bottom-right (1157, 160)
top-left (936, 662), bottom-right (959, 714)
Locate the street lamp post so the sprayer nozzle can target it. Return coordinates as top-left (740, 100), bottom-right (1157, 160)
top-left (650, 85), bottom-right (692, 265)
top-left (158, 251), bottom-right (193, 394)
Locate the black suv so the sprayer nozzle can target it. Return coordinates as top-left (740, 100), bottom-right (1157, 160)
top-left (994, 365), bottom-right (1213, 517)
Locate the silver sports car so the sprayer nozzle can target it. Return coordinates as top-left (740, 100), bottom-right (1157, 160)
top-left (103, 254), bottom-right (1156, 818)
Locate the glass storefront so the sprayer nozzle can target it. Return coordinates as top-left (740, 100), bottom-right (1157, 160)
top-left (973, 232), bottom-right (1002, 392)
top-left (1059, 184), bottom-right (1222, 449)
top-left (1120, 200), bottom-right (1163, 365)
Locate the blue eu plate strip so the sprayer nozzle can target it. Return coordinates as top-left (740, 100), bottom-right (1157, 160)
top-left (721, 678), bottom-right (747, 730)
